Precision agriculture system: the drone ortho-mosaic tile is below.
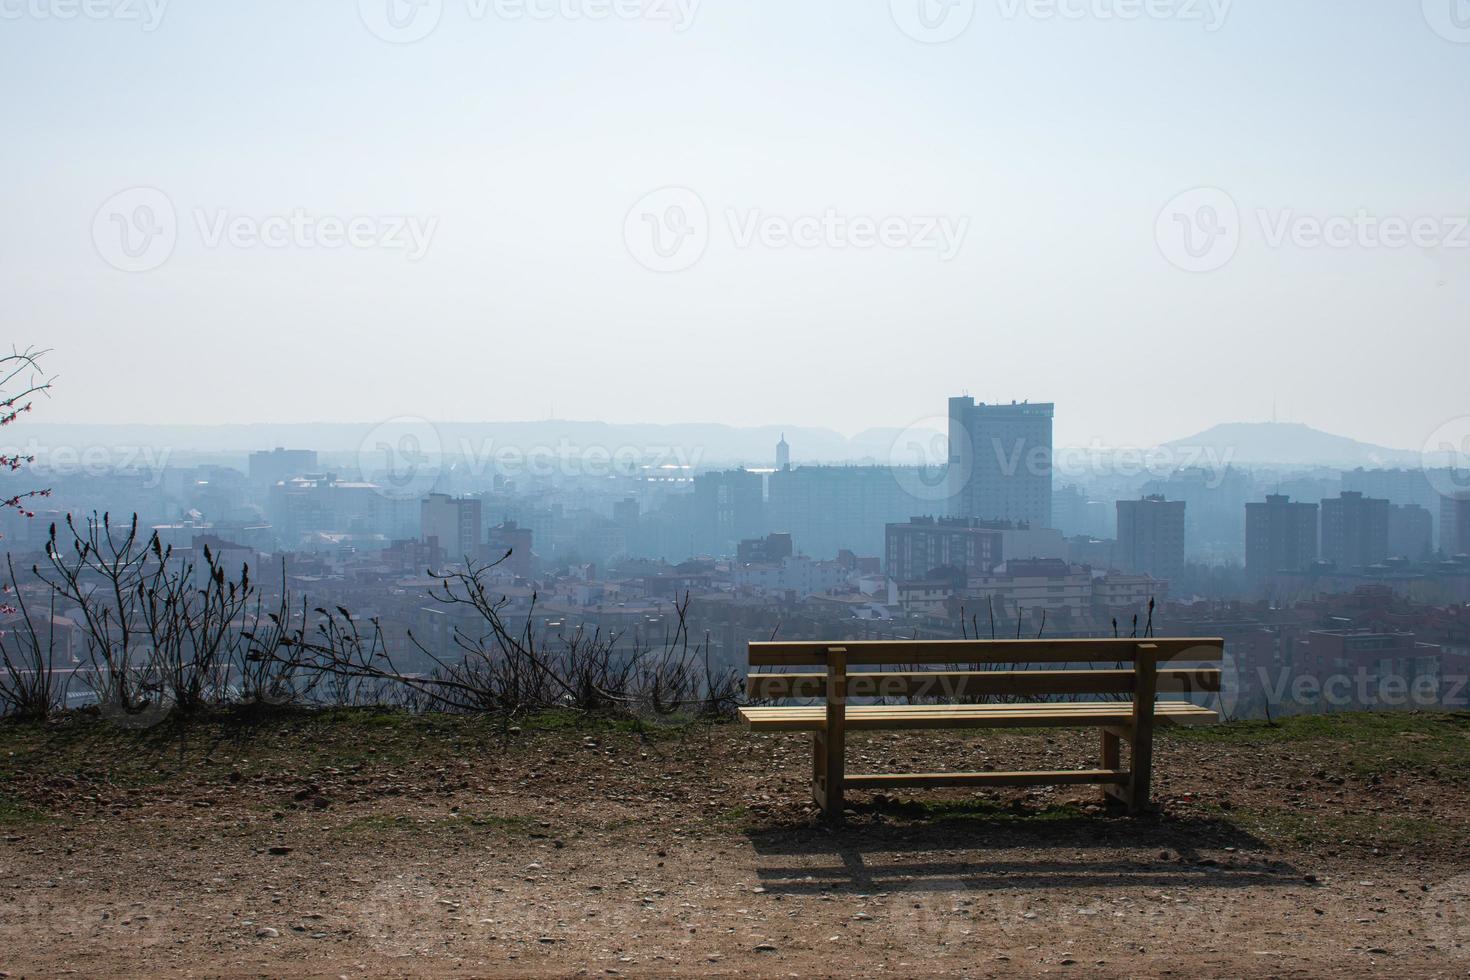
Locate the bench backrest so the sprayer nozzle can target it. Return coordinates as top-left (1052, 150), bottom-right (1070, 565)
top-left (746, 637), bottom-right (1223, 702)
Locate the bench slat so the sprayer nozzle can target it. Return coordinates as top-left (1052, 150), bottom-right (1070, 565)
top-left (748, 637), bottom-right (1223, 666)
top-left (739, 701), bottom-right (1218, 732)
top-left (746, 668), bottom-right (1220, 700)
top-left (845, 769), bottom-right (1129, 789)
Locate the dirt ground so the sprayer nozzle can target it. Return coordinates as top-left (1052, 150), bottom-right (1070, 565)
top-left (1, 709), bottom-right (1468, 978)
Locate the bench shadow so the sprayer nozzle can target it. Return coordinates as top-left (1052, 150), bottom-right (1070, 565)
top-left (745, 802), bottom-right (1305, 897)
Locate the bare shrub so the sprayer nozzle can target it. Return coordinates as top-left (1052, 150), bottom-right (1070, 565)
top-left (249, 555), bottom-right (741, 721)
top-left (0, 557), bottom-right (69, 719)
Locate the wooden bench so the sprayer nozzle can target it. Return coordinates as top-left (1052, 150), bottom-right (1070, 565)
top-left (739, 638), bottom-right (1223, 817)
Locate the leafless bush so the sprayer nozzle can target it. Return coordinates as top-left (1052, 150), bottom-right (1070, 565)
top-left (31, 514), bottom-right (305, 717)
top-left (34, 513), bottom-right (162, 713)
top-left (249, 556), bottom-right (741, 721)
top-left (0, 557), bottom-right (69, 719)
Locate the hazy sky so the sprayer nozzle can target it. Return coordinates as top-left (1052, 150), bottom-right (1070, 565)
top-left (2, 0), bottom-right (1467, 450)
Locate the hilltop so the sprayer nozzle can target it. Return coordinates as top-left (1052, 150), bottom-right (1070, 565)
top-left (1, 709), bottom-right (1467, 977)
top-left (1163, 422), bottom-right (1421, 468)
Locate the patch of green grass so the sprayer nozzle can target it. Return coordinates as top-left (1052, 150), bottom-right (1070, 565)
top-left (520, 708), bottom-right (695, 740)
top-left (1204, 801), bottom-right (1452, 850)
top-left (1168, 709), bottom-right (1469, 744)
top-left (0, 791), bottom-right (54, 827)
top-left (1167, 710), bottom-right (1470, 779)
top-left (336, 813), bottom-right (420, 836)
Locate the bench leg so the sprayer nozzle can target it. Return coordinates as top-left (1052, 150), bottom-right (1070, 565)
top-left (1099, 728), bottom-right (1123, 809)
top-left (811, 731), bottom-right (844, 819)
top-left (1128, 732), bottom-right (1154, 815)
top-left (824, 727), bottom-right (844, 819)
top-left (811, 732), bottom-right (828, 813)
top-left (1129, 645), bottom-right (1159, 815)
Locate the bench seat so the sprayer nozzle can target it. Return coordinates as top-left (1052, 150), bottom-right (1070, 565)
top-left (740, 699), bottom-right (1218, 732)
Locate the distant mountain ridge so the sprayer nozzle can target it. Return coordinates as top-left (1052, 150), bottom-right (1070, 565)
top-left (1161, 422), bottom-right (1420, 467)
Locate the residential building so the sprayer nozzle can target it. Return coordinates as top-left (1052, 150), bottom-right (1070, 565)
top-left (1442, 493), bottom-right (1470, 556)
top-left (1245, 494), bottom-right (1318, 583)
top-left (691, 469), bottom-right (763, 557)
top-left (421, 493), bottom-right (482, 563)
top-left (947, 397), bottom-right (1053, 527)
top-left (737, 532), bottom-right (793, 565)
top-left (1388, 503), bottom-right (1434, 560)
top-left (884, 516), bottom-right (1003, 582)
top-left (1320, 491), bottom-right (1389, 570)
top-left (1116, 495), bottom-right (1186, 584)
